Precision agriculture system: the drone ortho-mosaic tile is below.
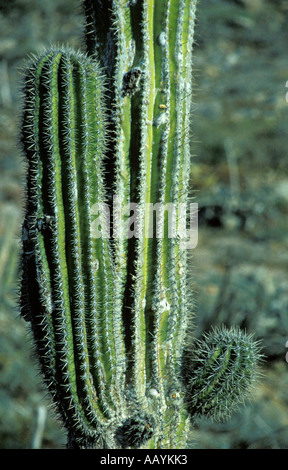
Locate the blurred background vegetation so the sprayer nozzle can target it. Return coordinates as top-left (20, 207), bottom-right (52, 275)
top-left (0, 0), bottom-right (287, 449)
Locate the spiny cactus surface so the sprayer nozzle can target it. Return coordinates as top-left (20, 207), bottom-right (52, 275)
top-left (19, 0), bottom-right (262, 449)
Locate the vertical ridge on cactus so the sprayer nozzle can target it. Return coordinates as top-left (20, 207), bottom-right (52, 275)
top-left (19, 0), bottom-right (263, 449)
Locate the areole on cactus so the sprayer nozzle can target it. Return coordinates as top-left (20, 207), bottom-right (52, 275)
top-left (19, 0), bottom-right (262, 449)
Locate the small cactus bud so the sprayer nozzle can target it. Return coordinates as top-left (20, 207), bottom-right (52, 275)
top-left (182, 326), bottom-right (263, 421)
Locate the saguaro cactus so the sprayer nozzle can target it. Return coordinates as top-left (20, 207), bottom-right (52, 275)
top-left (19, 0), bottom-right (262, 449)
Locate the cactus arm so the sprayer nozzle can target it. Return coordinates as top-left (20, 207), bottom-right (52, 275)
top-left (21, 52), bottom-right (95, 436)
top-left (20, 49), bottom-right (129, 446)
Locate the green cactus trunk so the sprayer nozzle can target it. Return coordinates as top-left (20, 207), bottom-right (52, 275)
top-left (83, 0), bottom-right (197, 413)
top-left (19, 0), bottom-right (262, 450)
